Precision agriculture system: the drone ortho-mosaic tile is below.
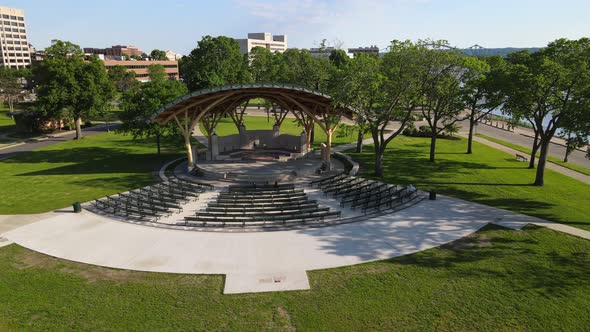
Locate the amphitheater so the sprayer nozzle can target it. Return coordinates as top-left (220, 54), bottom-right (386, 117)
top-left (1, 84), bottom-right (544, 294)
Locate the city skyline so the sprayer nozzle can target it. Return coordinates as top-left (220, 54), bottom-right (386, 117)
top-left (4, 0), bottom-right (590, 55)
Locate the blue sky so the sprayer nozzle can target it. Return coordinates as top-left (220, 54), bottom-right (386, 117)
top-left (6, 0), bottom-right (590, 55)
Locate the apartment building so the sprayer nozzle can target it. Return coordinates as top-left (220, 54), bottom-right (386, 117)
top-left (237, 33), bottom-right (288, 55)
top-left (84, 45), bottom-right (144, 58)
top-left (348, 46), bottom-right (380, 57)
top-left (0, 6), bottom-right (31, 69)
top-left (103, 60), bottom-right (179, 82)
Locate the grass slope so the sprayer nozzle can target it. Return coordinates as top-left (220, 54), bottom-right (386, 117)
top-left (1, 225), bottom-right (589, 330)
top-left (0, 132), bottom-right (182, 214)
top-left (476, 133), bottom-right (590, 176)
top-left (0, 106), bottom-right (16, 135)
top-left (348, 136), bottom-right (590, 231)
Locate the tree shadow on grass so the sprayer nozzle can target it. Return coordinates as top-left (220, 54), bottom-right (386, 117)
top-left (2, 147), bottom-right (182, 176)
top-left (393, 224), bottom-right (590, 298)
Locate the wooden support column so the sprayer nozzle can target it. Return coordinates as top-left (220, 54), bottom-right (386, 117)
top-left (173, 109), bottom-right (194, 170)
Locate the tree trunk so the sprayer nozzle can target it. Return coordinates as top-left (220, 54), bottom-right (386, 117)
top-left (528, 131), bottom-right (540, 169)
top-left (325, 129), bottom-right (332, 169)
top-left (156, 132), bottom-right (161, 156)
top-left (467, 114), bottom-right (475, 154)
top-left (564, 134), bottom-right (571, 163)
top-left (534, 138), bottom-right (550, 186)
top-left (429, 131), bottom-right (437, 162)
top-left (374, 148), bottom-right (384, 177)
top-left (74, 116), bottom-right (83, 139)
top-left (310, 128), bottom-right (315, 144)
top-left (356, 131), bottom-right (364, 153)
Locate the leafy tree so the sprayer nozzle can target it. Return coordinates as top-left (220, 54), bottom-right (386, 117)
top-left (107, 65), bottom-right (137, 93)
top-left (180, 35), bottom-right (251, 91)
top-left (150, 49), bottom-right (168, 61)
top-left (249, 46), bottom-right (276, 82)
top-left (461, 56), bottom-right (505, 154)
top-left (119, 76), bottom-right (188, 155)
top-left (332, 41), bottom-right (422, 176)
top-left (130, 54), bottom-right (142, 61)
top-left (500, 38), bottom-right (590, 186)
top-left (148, 64), bottom-right (167, 81)
top-left (0, 67), bottom-right (29, 116)
top-left (417, 41), bottom-right (466, 162)
top-left (35, 40), bottom-right (115, 139)
top-left (329, 49), bottom-right (349, 69)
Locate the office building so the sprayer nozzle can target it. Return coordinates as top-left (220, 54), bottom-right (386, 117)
top-left (237, 33), bottom-right (288, 55)
top-left (348, 46), bottom-right (380, 57)
top-left (0, 6), bottom-right (31, 69)
top-left (84, 45), bottom-right (144, 58)
top-left (103, 60), bottom-right (179, 82)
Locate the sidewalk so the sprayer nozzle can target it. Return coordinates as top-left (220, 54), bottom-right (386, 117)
top-left (468, 134), bottom-right (590, 185)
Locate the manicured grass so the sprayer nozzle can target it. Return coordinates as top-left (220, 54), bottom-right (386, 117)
top-left (1, 224), bottom-right (589, 330)
top-left (200, 115), bottom-right (359, 147)
top-left (348, 136), bottom-right (590, 231)
top-left (0, 132), bottom-right (182, 214)
top-left (476, 133), bottom-right (590, 176)
top-left (0, 106), bottom-right (16, 135)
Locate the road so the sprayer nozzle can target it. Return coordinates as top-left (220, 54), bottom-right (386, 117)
top-left (0, 123), bottom-right (120, 161)
top-left (461, 120), bottom-right (590, 168)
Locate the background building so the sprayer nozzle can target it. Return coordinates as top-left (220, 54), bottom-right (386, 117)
top-left (308, 47), bottom-right (336, 58)
top-left (103, 60), bottom-right (179, 82)
top-left (165, 50), bottom-right (183, 61)
top-left (84, 45), bottom-right (144, 58)
top-left (348, 46), bottom-right (380, 57)
top-left (0, 6), bottom-right (31, 69)
top-left (237, 33), bottom-right (288, 55)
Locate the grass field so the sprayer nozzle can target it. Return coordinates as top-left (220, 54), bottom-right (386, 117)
top-left (200, 115), bottom-right (359, 147)
top-left (0, 105), bottom-right (16, 135)
top-left (1, 225), bottom-right (589, 330)
top-left (0, 132), bottom-right (182, 214)
top-left (348, 135), bottom-right (590, 231)
top-left (476, 133), bottom-right (590, 176)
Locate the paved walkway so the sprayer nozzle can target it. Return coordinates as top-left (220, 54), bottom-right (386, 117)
top-left (3, 195), bottom-right (577, 294)
top-left (0, 123), bottom-right (120, 161)
top-left (468, 134), bottom-right (590, 185)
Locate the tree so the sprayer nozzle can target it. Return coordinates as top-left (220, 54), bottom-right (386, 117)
top-left (130, 54), bottom-right (143, 61)
top-left (248, 46), bottom-right (276, 82)
top-left (180, 35), bottom-right (251, 91)
top-left (150, 49), bottom-right (168, 61)
top-left (500, 38), bottom-right (590, 186)
top-left (119, 77), bottom-right (188, 155)
top-left (461, 56), bottom-right (505, 154)
top-left (148, 64), bottom-right (167, 81)
top-left (107, 65), bottom-right (137, 93)
top-left (417, 41), bottom-right (466, 162)
top-left (0, 67), bottom-right (28, 117)
top-left (332, 41), bottom-right (421, 176)
top-left (329, 49), bottom-right (349, 69)
top-left (35, 40), bottom-right (115, 139)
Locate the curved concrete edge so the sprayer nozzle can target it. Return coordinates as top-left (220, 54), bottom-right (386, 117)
top-left (1, 195), bottom-right (552, 293)
top-left (158, 157), bottom-right (187, 182)
top-left (333, 151), bottom-right (359, 175)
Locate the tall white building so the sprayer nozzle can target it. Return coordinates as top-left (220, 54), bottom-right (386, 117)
top-left (0, 6), bottom-right (30, 69)
top-left (237, 33), bottom-right (288, 55)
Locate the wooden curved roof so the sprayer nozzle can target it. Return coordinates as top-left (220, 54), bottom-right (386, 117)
top-left (151, 83), bottom-right (351, 124)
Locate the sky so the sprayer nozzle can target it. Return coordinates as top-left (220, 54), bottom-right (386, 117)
top-left (5, 0), bottom-right (590, 55)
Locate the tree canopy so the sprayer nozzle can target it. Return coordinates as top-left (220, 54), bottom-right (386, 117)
top-left (150, 49), bottom-right (168, 61)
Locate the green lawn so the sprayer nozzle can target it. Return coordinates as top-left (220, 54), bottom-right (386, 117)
top-left (0, 106), bottom-right (16, 135)
top-left (476, 133), bottom-right (590, 176)
top-left (0, 132), bottom-right (182, 214)
top-left (349, 136), bottom-right (590, 231)
top-left (1, 224), bottom-right (589, 330)
top-left (200, 115), bottom-right (359, 147)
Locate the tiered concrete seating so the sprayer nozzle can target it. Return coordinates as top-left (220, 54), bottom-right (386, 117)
top-left (93, 180), bottom-right (210, 221)
top-left (183, 183), bottom-right (340, 228)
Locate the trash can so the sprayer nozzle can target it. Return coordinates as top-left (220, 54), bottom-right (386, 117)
top-left (429, 192), bottom-right (437, 200)
top-left (73, 202), bottom-right (82, 213)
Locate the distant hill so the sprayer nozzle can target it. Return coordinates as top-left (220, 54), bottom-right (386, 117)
top-left (460, 47), bottom-right (542, 57)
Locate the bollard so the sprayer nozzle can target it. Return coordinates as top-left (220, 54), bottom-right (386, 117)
top-left (73, 202), bottom-right (82, 213)
top-left (429, 192), bottom-right (437, 200)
